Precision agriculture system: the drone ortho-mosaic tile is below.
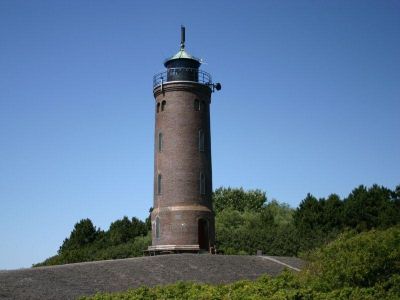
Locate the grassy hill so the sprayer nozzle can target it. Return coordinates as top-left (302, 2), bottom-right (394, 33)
top-left (1, 226), bottom-right (399, 299)
top-left (0, 254), bottom-right (303, 300)
top-left (83, 226), bottom-right (400, 299)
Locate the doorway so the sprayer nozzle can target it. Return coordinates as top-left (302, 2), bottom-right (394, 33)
top-left (198, 219), bottom-right (209, 251)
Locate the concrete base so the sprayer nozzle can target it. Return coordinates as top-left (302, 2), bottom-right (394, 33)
top-left (146, 244), bottom-right (201, 255)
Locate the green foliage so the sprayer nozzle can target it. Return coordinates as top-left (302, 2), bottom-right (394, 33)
top-left (213, 187), bottom-right (266, 213)
top-left (292, 184), bottom-right (400, 253)
top-left (34, 216), bottom-right (150, 267)
top-left (81, 276), bottom-right (399, 300)
top-left (59, 219), bottom-right (100, 253)
top-left (266, 199), bottom-right (293, 226)
top-left (293, 193), bottom-right (343, 252)
top-left (37, 183), bottom-right (400, 267)
top-left (343, 184), bottom-right (400, 231)
top-left (304, 226), bottom-right (400, 291)
top-left (215, 183), bottom-right (400, 256)
top-left (109, 216), bottom-right (147, 245)
top-left (35, 234), bottom-right (151, 267)
top-left (215, 199), bottom-right (298, 256)
top-left (81, 226), bottom-right (400, 300)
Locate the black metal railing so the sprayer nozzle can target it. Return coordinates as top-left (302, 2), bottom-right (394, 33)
top-left (153, 68), bottom-right (212, 88)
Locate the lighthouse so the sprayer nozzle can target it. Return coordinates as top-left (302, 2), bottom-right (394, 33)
top-left (148, 27), bottom-right (221, 253)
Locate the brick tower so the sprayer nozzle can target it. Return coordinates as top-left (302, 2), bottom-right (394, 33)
top-left (148, 27), bottom-right (221, 254)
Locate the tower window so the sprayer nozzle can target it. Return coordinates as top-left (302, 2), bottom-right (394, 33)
top-left (200, 172), bottom-right (206, 195)
top-left (156, 102), bottom-right (160, 113)
top-left (194, 99), bottom-right (200, 111)
top-left (200, 100), bottom-right (205, 111)
top-left (158, 132), bottom-right (163, 152)
top-left (161, 100), bottom-right (166, 111)
top-left (155, 216), bottom-right (160, 238)
top-left (198, 129), bottom-right (205, 152)
top-left (157, 174), bottom-right (162, 195)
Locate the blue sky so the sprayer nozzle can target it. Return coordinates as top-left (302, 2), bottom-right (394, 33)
top-left (1, 1), bottom-right (399, 269)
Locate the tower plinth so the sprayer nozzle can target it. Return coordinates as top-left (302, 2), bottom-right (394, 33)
top-left (148, 27), bottom-right (220, 254)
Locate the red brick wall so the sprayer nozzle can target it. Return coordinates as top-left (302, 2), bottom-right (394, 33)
top-left (151, 82), bottom-right (215, 249)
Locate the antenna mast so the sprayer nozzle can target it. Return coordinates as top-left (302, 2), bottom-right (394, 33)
top-left (180, 25), bottom-right (185, 50)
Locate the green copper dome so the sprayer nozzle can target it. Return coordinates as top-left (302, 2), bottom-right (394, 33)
top-left (164, 48), bottom-right (201, 67)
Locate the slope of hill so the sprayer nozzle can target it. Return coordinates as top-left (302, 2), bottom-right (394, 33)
top-left (0, 254), bottom-right (303, 300)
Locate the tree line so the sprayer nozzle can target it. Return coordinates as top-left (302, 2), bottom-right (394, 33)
top-left (34, 183), bottom-right (400, 266)
top-left (215, 184), bottom-right (400, 255)
top-left (34, 216), bottom-right (151, 266)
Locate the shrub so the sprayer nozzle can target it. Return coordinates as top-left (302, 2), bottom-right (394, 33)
top-left (303, 226), bottom-right (400, 291)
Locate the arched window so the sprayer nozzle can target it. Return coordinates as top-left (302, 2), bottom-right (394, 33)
top-left (194, 99), bottom-right (200, 111)
top-left (200, 172), bottom-right (205, 195)
top-left (161, 100), bottom-right (166, 111)
top-left (198, 129), bottom-right (205, 152)
top-left (156, 102), bottom-right (160, 113)
top-left (157, 174), bottom-right (162, 195)
top-left (158, 132), bottom-right (163, 152)
top-left (155, 216), bottom-right (160, 238)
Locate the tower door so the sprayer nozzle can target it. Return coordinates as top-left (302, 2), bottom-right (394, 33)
top-left (198, 219), bottom-right (209, 251)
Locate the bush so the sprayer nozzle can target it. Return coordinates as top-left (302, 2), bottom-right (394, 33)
top-left (34, 234), bottom-right (151, 267)
top-left (303, 226), bottom-right (400, 291)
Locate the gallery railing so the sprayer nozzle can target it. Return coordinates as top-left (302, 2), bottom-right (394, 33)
top-left (153, 68), bottom-right (212, 88)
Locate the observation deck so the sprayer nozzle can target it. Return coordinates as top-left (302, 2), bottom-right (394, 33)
top-left (153, 68), bottom-right (212, 89)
